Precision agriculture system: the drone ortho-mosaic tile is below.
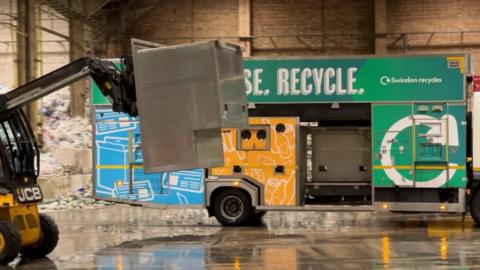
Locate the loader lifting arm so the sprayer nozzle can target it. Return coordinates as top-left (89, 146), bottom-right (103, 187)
top-left (0, 56), bottom-right (138, 117)
top-left (0, 56), bottom-right (138, 186)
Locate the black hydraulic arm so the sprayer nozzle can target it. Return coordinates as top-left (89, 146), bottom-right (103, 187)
top-left (0, 56), bottom-right (138, 116)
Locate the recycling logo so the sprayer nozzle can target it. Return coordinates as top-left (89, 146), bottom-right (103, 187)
top-left (380, 76), bottom-right (391, 86)
top-left (380, 114), bottom-right (458, 188)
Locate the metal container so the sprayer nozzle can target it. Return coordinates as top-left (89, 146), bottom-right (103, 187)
top-left (132, 40), bottom-right (248, 172)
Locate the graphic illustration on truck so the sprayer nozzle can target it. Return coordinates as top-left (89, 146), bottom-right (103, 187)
top-left (93, 108), bottom-right (204, 205)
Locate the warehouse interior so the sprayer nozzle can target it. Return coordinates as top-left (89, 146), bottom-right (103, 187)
top-left (1, 0), bottom-right (480, 269)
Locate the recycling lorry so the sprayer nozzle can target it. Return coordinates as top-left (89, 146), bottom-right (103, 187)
top-left (94, 53), bottom-right (480, 226)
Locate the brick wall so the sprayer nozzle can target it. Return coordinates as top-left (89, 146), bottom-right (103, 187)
top-left (131, 0), bottom-right (239, 46)
top-left (2, 0), bottom-right (479, 77)
top-left (252, 0), bottom-right (374, 56)
top-left (387, 0), bottom-right (480, 72)
top-left (130, 0), bottom-right (375, 56)
top-left (129, 0), bottom-right (480, 71)
top-left (387, 0), bottom-right (480, 33)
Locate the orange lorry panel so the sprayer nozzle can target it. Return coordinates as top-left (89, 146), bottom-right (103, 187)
top-left (211, 117), bottom-right (298, 206)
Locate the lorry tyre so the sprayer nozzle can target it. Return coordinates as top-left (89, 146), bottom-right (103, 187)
top-left (254, 211), bottom-right (267, 219)
top-left (0, 219), bottom-right (21, 265)
top-left (213, 189), bottom-right (254, 226)
top-left (470, 189), bottom-right (480, 226)
top-left (248, 210), bottom-right (267, 225)
top-left (21, 214), bottom-right (59, 259)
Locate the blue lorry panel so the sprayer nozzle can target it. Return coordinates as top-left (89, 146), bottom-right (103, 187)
top-left (94, 107), bottom-right (205, 205)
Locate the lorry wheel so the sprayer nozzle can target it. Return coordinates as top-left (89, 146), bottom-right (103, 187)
top-left (248, 211), bottom-right (267, 225)
top-left (470, 189), bottom-right (480, 226)
top-left (213, 189), bottom-right (254, 226)
top-left (254, 211), bottom-right (267, 219)
top-left (21, 214), bottom-right (59, 259)
top-left (0, 219), bottom-right (21, 265)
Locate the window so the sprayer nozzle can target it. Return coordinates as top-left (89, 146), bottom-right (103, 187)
top-left (0, 113), bottom-right (38, 178)
top-left (0, 120), bottom-right (21, 174)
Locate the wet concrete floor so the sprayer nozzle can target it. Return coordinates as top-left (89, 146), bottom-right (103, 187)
top-left (5, 205), bottom-right (480, 269)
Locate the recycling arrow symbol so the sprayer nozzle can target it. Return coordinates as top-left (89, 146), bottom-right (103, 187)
top-left (380, 76), bottom-right (391, 86)
top-left (380, 114), bottom-right (458, 188)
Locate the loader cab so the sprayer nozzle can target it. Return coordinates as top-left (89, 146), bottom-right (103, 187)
top-left (0, 109), bottom-right (39, 188)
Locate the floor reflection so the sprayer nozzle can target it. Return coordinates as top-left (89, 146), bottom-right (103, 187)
top-left (94, 218), bottom-right (478, 270)
top-left (5, 257), bottom-right (58, 270)
top-left (5, 206), bottom-right (480, 269)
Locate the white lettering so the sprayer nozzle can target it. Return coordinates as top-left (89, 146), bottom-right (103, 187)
top-left (312, 68), bottom-right (324, 95)
top-left (301, 68), bottom-right (313, 95)
top-left (25, 189), bottom-right (34, 201)
top-left (246, 66), bottom-right (365, 97)
top-left (17, 189), bottom-right (25, 202)
top-left (290, 68), bottom-right (301, 95)
top-left (277, 68), bottom-right (289, 95)
top-left (32, 187), bottom-right (42, 200)
top-left (16, 187), bottom-right (42, 202)
top-left (244, 69), bottom-right (253, 95)
top-left (336, 68), bottom-right (346, 95)
top-left (324, 68), bottom-right (336, 95)
top-left (253, 69), bottom-right (264, 96)
top-left (347, 67), bottom-right (358, 94)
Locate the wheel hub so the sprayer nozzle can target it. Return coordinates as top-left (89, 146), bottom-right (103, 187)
top-left (220, 195), bottom-right (244, 219)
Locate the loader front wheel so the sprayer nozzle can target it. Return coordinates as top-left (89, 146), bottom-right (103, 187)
top-left (21, 214), bottom-right (59, 259)
top-left (0, 219), bottom-right (21, 265)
